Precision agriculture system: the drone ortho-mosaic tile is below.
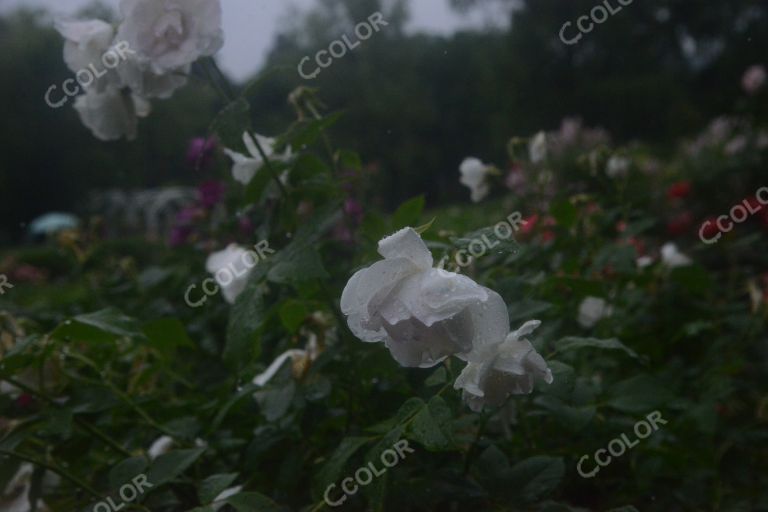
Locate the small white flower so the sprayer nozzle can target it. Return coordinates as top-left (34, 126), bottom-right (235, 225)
top-left (724, 135), bottom-right (747, 155)
top-left (577, 296), bottom-right (613, 328)
top-left (2, 463), bottom-right (57, 512)
top-left (148, 435), bottom-right (174, 460)
top-left (529, 131), bottom-right (547, 164)
top-left (458, 157), bottom-right (491, 202)
top-left (55, 18), bottom-right (118, 92)
top-left (637, 255), bottom-right (654, 269)
top-left (661, 242), bottom-right (692, 268)
top-left (224, 132), bottom-right (292, 185)
top-left (454, 320), bottom-right (553, 412)
top-left (73, 87), bottom-right (151, 141)
top-left (341, 227), bottom-right (510, 368)
top-left (117, 0), bottom-right (224, 74)
top-left (206, 244), bottom-right (254, 304)
top-left (742, 64), bottom-right (766, 95)
top-left (606, 155), bottom-right (630, 178)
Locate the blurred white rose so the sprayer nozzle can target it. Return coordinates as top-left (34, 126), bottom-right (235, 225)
top-left (1, 463), bottom-right (57, 512)
top-left (117, 0), bottom-right (224, 74)
top-left (147, 435), bottom-right (174, 459)
top-left (578, 296), bottom-right (613, 328)
top-left (116, 57), bottom-right (189, 99)
top-left (661, 242), bottom-right (692, 268)
top-left (55, 18), bottom-right (117, 92)
top-left (224, 132), bottom-right (292, 185)
top-left (529, 131), bottom-right (547, 163)
top-left (74, 87), bottom-right (150, 141)
top-left (454, 320), bottom-right (553, 412)
top-left (206, 244), bottom-right (254, 304)
top-left (742, 64), bottom-right (766, 95)
top-left (459, 157), bottom-right (491, 202)
top-left (341, 227), bottom-right (509, 367)
top-left (606, 155), bottom-right (630, 178)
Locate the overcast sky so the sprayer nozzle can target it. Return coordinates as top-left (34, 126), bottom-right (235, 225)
top-left (0, 0), bottom-right (509, 82)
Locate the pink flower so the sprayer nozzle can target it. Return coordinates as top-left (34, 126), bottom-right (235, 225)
top-left (742, 65), bottom-right (766, 95)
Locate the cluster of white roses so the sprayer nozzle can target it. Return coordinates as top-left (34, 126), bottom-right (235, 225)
top-left (341, 227), bottom-right (553, 411)
top-left (54, 0), bottom-right (224, 141)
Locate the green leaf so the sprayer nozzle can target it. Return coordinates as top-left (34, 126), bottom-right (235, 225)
top-left (335, 149), bottom-right (362, 171)
top-left (109, 457), bottom-right (148, 491)
top-left (607, 374), bottom-right (672, 413)
top-left (549, 199), bottom-right (578, 229)
top-left (142, 318), bottom-right (193, 356)
top-left (406, 396), bottom-right (452, 451)
top-left (199, 473), bottom-right (239, 505)
top-left (508, 456), bottom-right (565, 503)
top-left (224, 491), bottom-right (285, 512)
top-left (424, 367), bottom-right (447, 387)
top-left (53, 308), bottom-right (143, 342)
top-left (278, 300), bottom-right (308, 333)
top-left (210, 98), bottom-right (251, 150)
top-left (312, 436), bottom-right (372, 500)
top-left (146, 448), bottom-right (205, 487)
top-left (225, 286), bottom-right (266, 367)
top-left (556, 336), bottom-right (641, 361)
top-left (393, 196), bottom-right (425, 229)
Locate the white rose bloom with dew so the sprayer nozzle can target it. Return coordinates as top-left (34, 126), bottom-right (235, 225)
top-left (577, 296), bottom-right (613, 328)
top-left (224, 132), bottom-right (293, 185)
top-left (459, 157), bottom-right (491, 202)
top-left (206, 244), bottom-right (254, 304)
top-left (73, 87), bottom-right (151, 141)
top-left (454, 320), bottom-right (553, 412)
top-left (340, 227), bottom-right (511, 368)
top-left (117, 0), bottom-right (224, 74)
top-left (661, 242), bottom-right (692, 268)
top-left (529, 131), bottom-right (547, 163)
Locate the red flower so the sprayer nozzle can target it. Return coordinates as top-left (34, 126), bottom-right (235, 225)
top-left (520, 214), bottom-right (539, 235)
top-left (667, 181), bottom-right (692, 200)
top-left (667, 211), bottom-right (694, 236)
top-left (700, 216), bottom-right (720, 239)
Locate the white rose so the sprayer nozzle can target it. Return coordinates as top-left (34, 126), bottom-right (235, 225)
top-left (116, 57), bottom-right (189, 99)
top-left (117, 0), bottom-right (224, 74)
top-left (206, 244), bottom-right (254, 304)
top-left (224, 132), bottom-right (292, 185)
top-left (577, 296), bottom-right (613, 328)
top-left (55, 18), bottom-right (118, 92)
top-left (661, 242), bottom-right (692, 268)
top-left (340, 227), bottom-right (510, 368)
top-left (459, 157), bottom-right (491, 203)
top-left (529, 131), bottom-right (547, 164)
top-left (73, 86), bottom-right (151, 141)
top-left (454, 320), bottom-right (553, 412)
top-left (606, 155), bottom-right (630, 178)
top-left (147, 435), bottom-right (174, 460)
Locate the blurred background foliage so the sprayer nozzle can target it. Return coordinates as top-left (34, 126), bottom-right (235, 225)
top-left (1, 0), bottom-right (767, 242)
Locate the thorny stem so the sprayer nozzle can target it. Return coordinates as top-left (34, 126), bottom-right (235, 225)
top-left (2, 376), bottom-right (133, 457)
top-left (0, 448), bottom-right (101, 498)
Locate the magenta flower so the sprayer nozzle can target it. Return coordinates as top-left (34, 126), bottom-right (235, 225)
top-left (198, 180), bottom-right (225, 209)
top-left (186, 136), bottom-right (218, 171)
